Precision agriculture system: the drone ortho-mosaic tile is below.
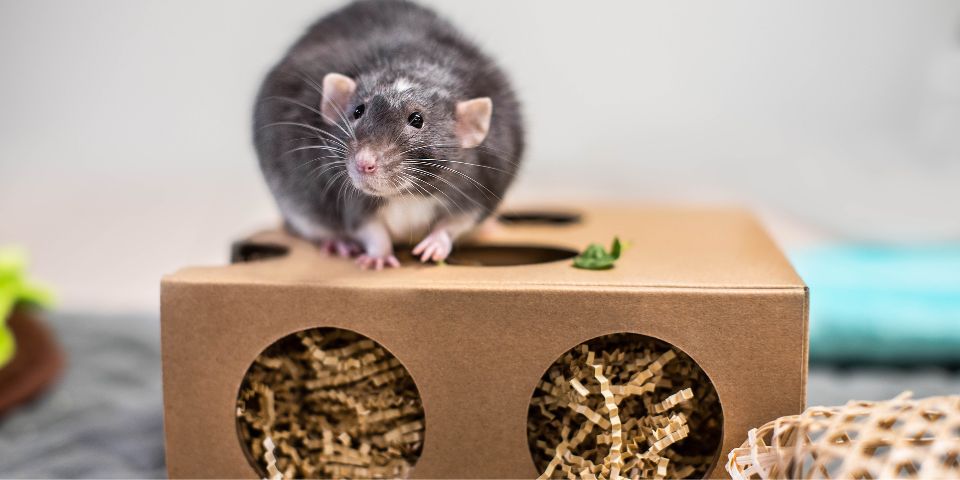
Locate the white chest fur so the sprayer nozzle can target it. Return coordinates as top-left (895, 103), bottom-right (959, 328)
top-left (378, 196), bottom-right (441, 242)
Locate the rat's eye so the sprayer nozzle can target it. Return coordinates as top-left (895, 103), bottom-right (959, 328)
top-left (353, 104), bottom-right (365, 119)
top-left (407, 112), bottom-right (423, 129)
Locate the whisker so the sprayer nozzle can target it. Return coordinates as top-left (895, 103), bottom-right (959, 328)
top-left (262, 95), bottom-right (323, 117)
top-left (397, 172), bottom-right (428, 199)
top-left (438, 145), bottom-right (522, 168)
top-left (400, 172), bottom-right (455, 216)
top-left (336, 171), bottom-right (354, 211)
top-left (282, 145), bottom-right (347, 157)
top-left (308, 160), bottom-right (346, 181)
top-left (331, 175), bottom-right (348, 208)
top-left (402, 166), bottom-right (485, 212)
top-left (292, 71), bottom-right (357, 139)
top-left (305, 163), bottom-right (343, 185)
top-left (324, 103), bottom-right (356, 140)
top-left (283, 135), bottom-right (331, 145)
top-left (404, 158), bottom-right (515, 177)
top-left (394, 142), bottom-right (459, 158)
top-left (294, 155), bottom-right (338, 173)
top-left (396, 140), bottom-right (520, 169)
top-left (320, 169), bottom-right (349, 198)
top-left (260, 122), bottom-right (349, 149)
top-left (402, 161), bottom-right (500, 201)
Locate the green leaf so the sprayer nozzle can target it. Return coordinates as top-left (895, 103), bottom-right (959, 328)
top-left (573, 256), bottom-right (615, 270)
top-left (572, 237), bottom-right (623, 270)
top-left (610, 237), bottom-right (622, 260)
top-left (0, 247), bottom-right (55, 369)
top-left (0, 325), bottom-right (13, 369)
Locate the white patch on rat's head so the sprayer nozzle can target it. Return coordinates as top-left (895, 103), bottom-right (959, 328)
top-left (392, 77), bottom-right (415, 92)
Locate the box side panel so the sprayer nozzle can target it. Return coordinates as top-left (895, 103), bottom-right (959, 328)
top-left (161, 282), bottom-right (806, 479)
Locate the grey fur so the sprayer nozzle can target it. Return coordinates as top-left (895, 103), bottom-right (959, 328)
top-left (254, 0), bottom-right (524, 244)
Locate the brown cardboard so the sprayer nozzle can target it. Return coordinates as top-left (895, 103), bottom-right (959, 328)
top-left (161, 205), bottom-right (808, 478)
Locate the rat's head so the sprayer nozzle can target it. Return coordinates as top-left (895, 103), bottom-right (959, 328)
top-left (319, 72), bottom-right (492, 197)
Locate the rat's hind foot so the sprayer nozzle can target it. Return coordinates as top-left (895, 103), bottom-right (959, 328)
top-left (355, 254), bottom-right (401, 271)
top-left (319, 238), bottom-right (362, 258)
top-left (412, 229), bottom-right (453, 263)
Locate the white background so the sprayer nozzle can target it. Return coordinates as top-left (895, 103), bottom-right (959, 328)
top-left (2, 0), bottom-right (959, 313)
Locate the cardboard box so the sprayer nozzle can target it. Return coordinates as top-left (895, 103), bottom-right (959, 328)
top-left (161, 205), bottom-right (808, 478)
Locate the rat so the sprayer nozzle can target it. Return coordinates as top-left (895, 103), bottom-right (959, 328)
top-left (254, 0), bottom-right (524, 269)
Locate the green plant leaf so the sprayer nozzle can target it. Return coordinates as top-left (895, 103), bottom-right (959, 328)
top-left (0, 325), bottom-right (13, 369)
top-left (0, 247), bottom-right (54, 369)
top-left (573, 256), bottom-right (615, 270)
top-left (572, 237), bottom-right (623, 270)
top-left (610, 237), bottom-right (622, 260)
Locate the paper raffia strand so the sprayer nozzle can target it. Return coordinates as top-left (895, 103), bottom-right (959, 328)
top-left (237, 328), bottom-right (424, 479)
top-left (529, 334), bottom-right (723, 479)
top-left (262, 437), bottom-right (283, 480)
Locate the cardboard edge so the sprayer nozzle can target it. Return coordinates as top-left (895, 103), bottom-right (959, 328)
top-left (749, 212), bottom-right (808, 289)
top-left (158, 278), bottom-right (176, 477)
top-left (801, 286), bottom-right (810, 409)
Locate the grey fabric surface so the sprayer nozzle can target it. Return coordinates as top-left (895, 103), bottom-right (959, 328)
top-left (0, 312), bottom-right (165, 478)
top-left (0, 312), bottom-right (958, 478)
top-left (809, 364), bottom-right (960, 407)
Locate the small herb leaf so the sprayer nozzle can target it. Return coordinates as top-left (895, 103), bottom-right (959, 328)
top-left (610, 237), bottom-right (621, 260)
top-left (572, 236), bottom-right (623, 270)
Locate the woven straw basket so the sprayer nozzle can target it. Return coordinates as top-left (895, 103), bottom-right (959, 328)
top-left (727, 392), bottom-right (960, 479)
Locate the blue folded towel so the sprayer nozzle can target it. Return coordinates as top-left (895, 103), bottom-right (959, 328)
top-left (790, 246), bottom-right (960, 364)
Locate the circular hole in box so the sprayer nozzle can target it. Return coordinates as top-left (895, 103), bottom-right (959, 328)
top-left (447, 245), bottom-right (578, 266)
top-left (396, 245), bottom-right (578, 267)
top-left (498, 210), bottom-right (582, 226)
top-left (236, 327), bottom-right (425, 478)
top-left (231, 241), bottom-right (289, 264)
top-left (527, 333), bottom-right (724, 479)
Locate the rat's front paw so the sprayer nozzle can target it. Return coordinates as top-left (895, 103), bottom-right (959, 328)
top-left (355, 254), bottom-right (401, 270)
top-left (319, 238), bottom-right (363, 258)
top-left (412, 230), bottom-right (453, 263)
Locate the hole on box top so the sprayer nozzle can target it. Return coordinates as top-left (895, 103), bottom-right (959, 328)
top-left (498, 210), bottom-right (582, 226)
top-left (527, 332), bottom-right (724, 479)
top-left (397, 245), bottom-right (578, 267)
top-left (231, 241), bottom-right (289, 264)
top-left (236, 327), bottom-right (424, 479)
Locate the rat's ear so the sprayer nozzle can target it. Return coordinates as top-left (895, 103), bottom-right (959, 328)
top-left (455, 97), bottom-right (493, 149)
top-left (321, 73), bottom-right (357, 124)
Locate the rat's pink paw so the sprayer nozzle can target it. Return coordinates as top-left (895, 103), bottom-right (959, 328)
top-left (319, 238), bottom-right (362, 258)
top-left (355, 254), bottom-right (401, 271)
top-left (412, 230), bottom-right (453, 263)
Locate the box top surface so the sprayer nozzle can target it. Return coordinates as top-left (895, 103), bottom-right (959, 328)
top-left (164, 205), bottom-right (805, 291)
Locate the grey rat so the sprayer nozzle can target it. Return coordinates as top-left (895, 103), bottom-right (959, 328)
top-left (254, 0), bottom-right (524, 269)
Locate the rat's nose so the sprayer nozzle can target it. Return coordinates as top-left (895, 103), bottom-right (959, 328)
top-left (354, 148), bottom-right (378, 175)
